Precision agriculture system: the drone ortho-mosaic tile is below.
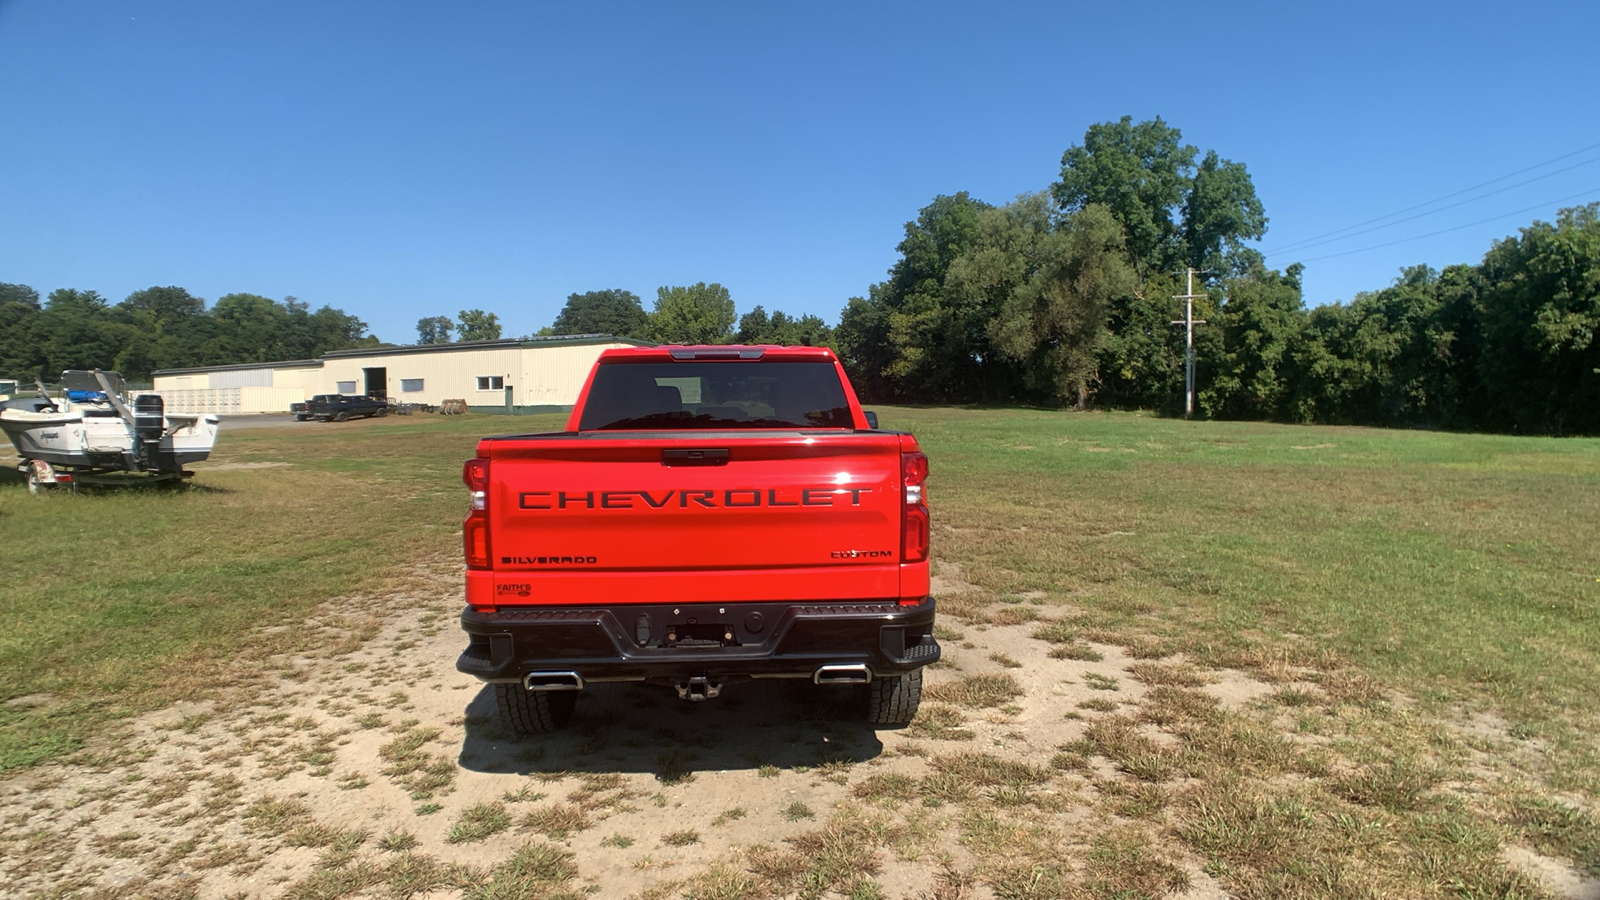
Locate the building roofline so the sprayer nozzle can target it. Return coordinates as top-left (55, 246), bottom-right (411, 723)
top-left (153, 359), bottom-right (322, 376)
top-left (320, 334), bottom-right (652, 360)
top-left (152, 334), bottom-right (653, 376)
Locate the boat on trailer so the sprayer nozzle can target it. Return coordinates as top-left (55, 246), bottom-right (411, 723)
top-left (0, 370), bottom-right (220, 492)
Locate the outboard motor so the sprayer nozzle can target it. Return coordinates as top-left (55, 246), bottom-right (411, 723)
top-left (134, 393), bottom-right (168, 470)
top-left (134, 394), bottom-right (166, 442)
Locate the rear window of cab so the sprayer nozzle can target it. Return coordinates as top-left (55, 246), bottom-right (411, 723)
top-left (577, 361), bottom-right (852, 430)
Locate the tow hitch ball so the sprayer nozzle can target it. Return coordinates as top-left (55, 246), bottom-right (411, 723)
top-left (675, 676), bottom-right (722, 702)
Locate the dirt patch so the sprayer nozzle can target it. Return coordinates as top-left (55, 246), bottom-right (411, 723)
top-left (196, 461), bottom-right (293, 471)
top-left (0, 557), bottom-right (1576, 898)
top-left (1503, 846), bottom-right (1600, 899)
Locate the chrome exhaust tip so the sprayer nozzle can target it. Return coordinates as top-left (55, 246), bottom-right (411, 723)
top-left (522, 671), bottom-right (584, 691)
top-left (813, 664), bottom-right (872, 685)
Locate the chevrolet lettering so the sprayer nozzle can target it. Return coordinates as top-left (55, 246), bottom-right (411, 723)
top-left (517, 487), bottom-right (869, 510)
top-left (457, 345), bottom-right (938, 735)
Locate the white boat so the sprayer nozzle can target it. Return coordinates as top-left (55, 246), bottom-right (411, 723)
top-left (0, 370), bottom-right (220, 491)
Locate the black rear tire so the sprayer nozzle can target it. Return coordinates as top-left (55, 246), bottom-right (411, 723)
top-left (334, 411), bottom-right (349, 422)
top-left (866, 668), bottom-right (923, 726)
top-left (494, 684), bottom-right (577, 734)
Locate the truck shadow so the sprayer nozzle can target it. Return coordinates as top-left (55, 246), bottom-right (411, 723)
top-left (457, 680), bottom-right (887, 778)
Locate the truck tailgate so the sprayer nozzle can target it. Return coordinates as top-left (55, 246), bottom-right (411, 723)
top-left (474, 432), bottom-right (914, 606)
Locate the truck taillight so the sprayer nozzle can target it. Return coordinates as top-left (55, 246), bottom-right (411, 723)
top-left (463, 458), bottom-right (488, 495)
top-left (902, 450), bottom-right (929, 563)
top-left (463, 457), bottom-right (491, 569)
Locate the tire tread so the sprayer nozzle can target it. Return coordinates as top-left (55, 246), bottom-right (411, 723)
top-left (494, 684), bottom-right (576, 734)
top-left (866, 669), bottom-right (922, 726)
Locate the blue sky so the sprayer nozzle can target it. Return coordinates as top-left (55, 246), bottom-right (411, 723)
top-left (2, 0), bottom-right (1595, 345)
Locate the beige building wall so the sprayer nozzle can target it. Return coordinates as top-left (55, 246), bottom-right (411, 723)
top-left (155, 372), bottom-right (211, 391)
top-left (325, 340), bottom-right (632, 408)
top-left (269, 366), bottom-right (324, 394)
top-left (322, 346), bottom-right (525, 407)
top-left (518, 342), bottom-right (627, 406)
top-left (152, 337), bottom-right (643, 413)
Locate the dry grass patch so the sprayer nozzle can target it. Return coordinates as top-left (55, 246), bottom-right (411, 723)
top-left (1081, 826), bottom-right (1190, 897)
top-left (1049, 643), bottom-right (1104, 662)
top-left (931, 752), bottom-right (1053, 790)
top-left (1179, 778), bottom-right (1544, 899)
top-left (987, 605), bottom-right (1040, 626)
top-left (379, 721), bottom-right (456, 800)
top-left (1330, 755), bottom-right (1445, 813)
top-left (938, 592), bottom-right (998, 623)
top-left (776, 807), bottom-right (901, 898)
top-left (567, 772), bottom-right (640, 813)
top-left (241, 795), bottom-right (313, 836)
top-left (925, 673), bottom-right (1023, 708)
top-left (1497, 793), bottom-right (1600, 875)
top-left (460, 841), bottom-right (584, 900)
top-left (852, 773), bottom-right (920, 806)
top-left (1084, 717), bottom-right (1178, 783)
top-left (521, 802), bottom-right (592, 840)
top-left (447, 802), bottom-right (512, 844)
top-left (1127, 661), bottom-right (1207, 687)
top-left (909, 704), bottom-right (974, 741)
top-left (383, 852), bottom-right (451, 897)
top-left (1137, 685), bottom-right (1220, 727)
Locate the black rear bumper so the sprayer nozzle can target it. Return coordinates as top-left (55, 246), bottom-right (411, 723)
top-left (457, 597), bottom-right (939, 685)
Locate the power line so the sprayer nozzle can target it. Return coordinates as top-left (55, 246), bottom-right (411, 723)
top-left (1292, 187), bottom-right (1599, 263)
top-left (1263, 154), bottom-right (1600, 256)
top-left (1259, 138), bottom-right (1600, 255)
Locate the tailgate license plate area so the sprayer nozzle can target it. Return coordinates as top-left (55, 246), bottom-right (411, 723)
top-left (665, 622), bottom-right (737, 648)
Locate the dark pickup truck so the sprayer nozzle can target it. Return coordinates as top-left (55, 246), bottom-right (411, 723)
top-left (292, 394), bottom-right (390, 422)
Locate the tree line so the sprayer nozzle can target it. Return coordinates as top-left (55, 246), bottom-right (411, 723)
top-left (0, 285), bottom-right (374, 384)
top-left (833, 117), bottom-right (1600, 435)
top-left (7, 116), bottom-right (1594, 433)
top-left (537, 284), bottom-right (833, 348)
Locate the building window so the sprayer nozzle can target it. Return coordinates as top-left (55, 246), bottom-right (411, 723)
top-left (476, 376), bottom-right (504, 391)
top-left (400, 379), bottom-right (424, 393)
top-left (335, 381), bottom-right (357, 394)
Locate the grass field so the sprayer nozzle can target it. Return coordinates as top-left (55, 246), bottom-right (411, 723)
top-left (2, 408), bottom-right (1598, 897)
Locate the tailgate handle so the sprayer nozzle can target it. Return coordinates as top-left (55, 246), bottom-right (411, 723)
top-left (661, 448), bottom-right (730, 466)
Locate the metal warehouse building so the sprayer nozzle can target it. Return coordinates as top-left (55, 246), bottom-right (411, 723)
top-left (152, 334), bottom-right (650, 415)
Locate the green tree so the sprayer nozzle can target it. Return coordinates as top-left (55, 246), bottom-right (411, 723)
top-left (650, 283), bottom-right (735, 344)
top-left (39, 289), bottom-right (131, 376)
top-left (834, 291), bottom-right (896, 401)
top-left (737, 306), bottom-right (833, 346)
top-left (416, 316), bottom-right (455, 345)
top-left (1095, 269), bottom-right (1193, 413)
top-left (833, 192), bottom-right (995, 401)
top-left (1183, 150), bottom-right (1268, 275)
top-left (120, 285), bottom-right (205, 325)
top-left (1282, 265), bottom-right (1482, 428)
top-left (1052, 117), bottom-right (1266, 277)
top-left (551, 289), bottom-right (649, 337)
top-left (1053, 117), bottom-right (1196, 276)
top-left (284, 298), bottom-right (371, 359)
top-left (457, 308), bottom-right (502, 342)
top-left (988, 204), bottom-right (1140, 408)
top-left (1202, 264), bottom-right (1308, 421)
top-left (737, 305), bottom-right (773, 343)
top-left (211, 293), bottom-right (292, 363)
top-left (1474, 203), bottom-right (1600, 434)
top-left (0, 283), bottom-right (44, 381)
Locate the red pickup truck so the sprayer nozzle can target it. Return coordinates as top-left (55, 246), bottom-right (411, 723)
top-left (456, 345), bottom-right (938, 733)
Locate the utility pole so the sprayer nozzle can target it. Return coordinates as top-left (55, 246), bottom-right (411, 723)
top-left (1172, 268), bottom-right (1207, 420)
